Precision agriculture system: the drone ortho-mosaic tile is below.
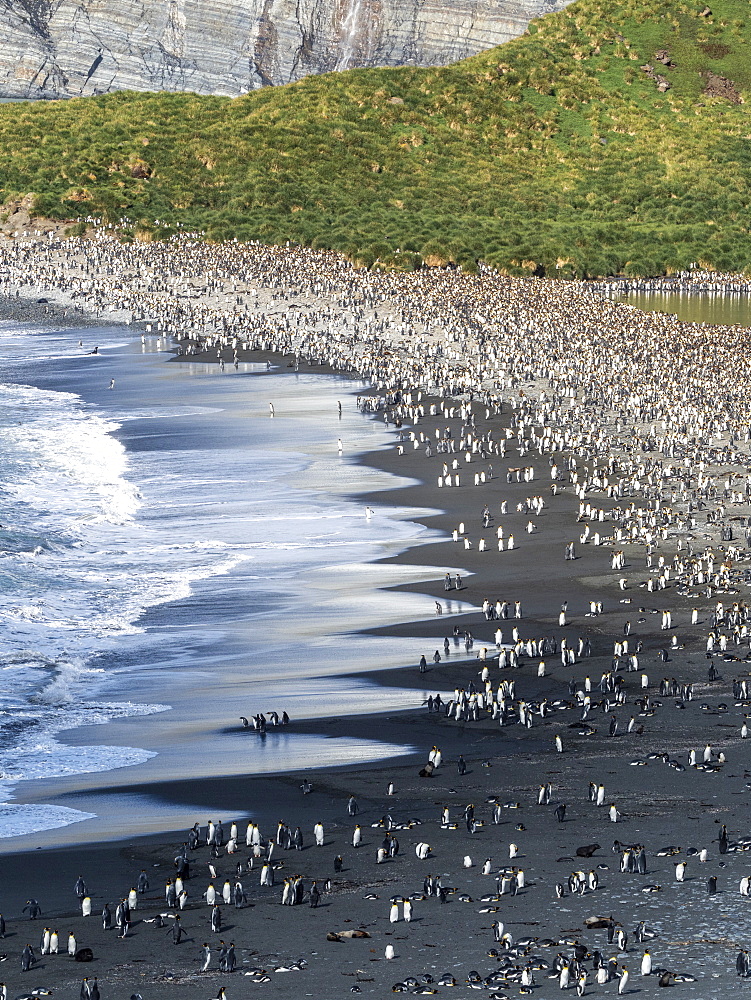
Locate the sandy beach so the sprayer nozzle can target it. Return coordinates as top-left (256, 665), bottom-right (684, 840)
top-left (1, 235), bottom-right (751, 999)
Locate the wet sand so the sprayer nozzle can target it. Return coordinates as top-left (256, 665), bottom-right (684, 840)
top-left (1, 334), bottom-right (750, 1000)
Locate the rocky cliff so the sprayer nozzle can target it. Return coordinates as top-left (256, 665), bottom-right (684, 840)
top-left (0, 0), bottom-right (571, 99)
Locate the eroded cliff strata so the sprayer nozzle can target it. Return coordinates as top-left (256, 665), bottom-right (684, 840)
top-left (0, 0), bottom-right (571, 99)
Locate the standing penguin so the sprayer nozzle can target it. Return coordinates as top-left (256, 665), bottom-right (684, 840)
top-left (736, 949), bottom-right (750, 977)
top-left (640, 950), bottom-right (652, 976)
top-left (389, 902), bottom-right (399, 924)
top-left (82, 896), bottom-right (92, 917)
top-left (719, 825), bottom-right (729, 854)
top-left (118, 902), bottom-right (130, 938)
top-left (50, 929), bottom-right (59, 954)
top-left (102, 903), bottom-right (111, 930)
top-left (618, 966), bottom-right (630, 995)
top-left (166, 880), bottom-right (177, 908)
top-left (559, 963), bottom-right (570, 990)
top-left (68, 932), bottom-right (77, 957)
top-left (21, 943), bottom-right (34, 971)
top-left (211, 905), bottom-right (222, 933)
top-left (201, 942), bottom-right (211, 972)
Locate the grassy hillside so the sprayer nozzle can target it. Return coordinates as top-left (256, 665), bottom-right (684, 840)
top-left (1, 0), bottom-right (750, 276)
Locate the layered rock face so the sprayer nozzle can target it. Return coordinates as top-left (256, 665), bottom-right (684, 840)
top-left (0, 0), bottom-right (571, 99)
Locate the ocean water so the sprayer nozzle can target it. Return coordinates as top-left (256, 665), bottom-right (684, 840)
top-left (0, 319), bottom-right (470, 846)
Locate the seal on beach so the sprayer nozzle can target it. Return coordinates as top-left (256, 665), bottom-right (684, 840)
top-left (576, 844), bottom-right (600, 858)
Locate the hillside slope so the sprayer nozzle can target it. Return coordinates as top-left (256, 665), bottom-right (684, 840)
top-left (1, 0), bottom-right (750, 276)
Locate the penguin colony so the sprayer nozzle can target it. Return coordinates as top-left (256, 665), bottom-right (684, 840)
top-left (3, 234), bottom-right (751, 996)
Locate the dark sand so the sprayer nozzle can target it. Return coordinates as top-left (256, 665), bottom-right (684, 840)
top-left (0, 291), bottom-right (103, 327)
top-left (1, 340), bottom-right (749, 1000)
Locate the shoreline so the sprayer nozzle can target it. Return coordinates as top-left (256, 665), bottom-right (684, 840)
top-left (2, 238), bottom-right (751, 997)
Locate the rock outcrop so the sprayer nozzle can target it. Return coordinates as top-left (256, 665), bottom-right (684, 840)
top-left (0, 0), bottom-right (572, 100)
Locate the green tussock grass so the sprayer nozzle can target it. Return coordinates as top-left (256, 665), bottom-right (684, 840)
top-left (1, 0), bottom-right (751, 276)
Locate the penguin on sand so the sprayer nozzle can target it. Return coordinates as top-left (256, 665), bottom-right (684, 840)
top-left (21, 943), bottom-right (34, 972)
top-left (171, 914), bottom-right (186, 944)
top-left (736, 949), bottom-right (750, 977)
top-left (618, 967), bottom-right (629, 994)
